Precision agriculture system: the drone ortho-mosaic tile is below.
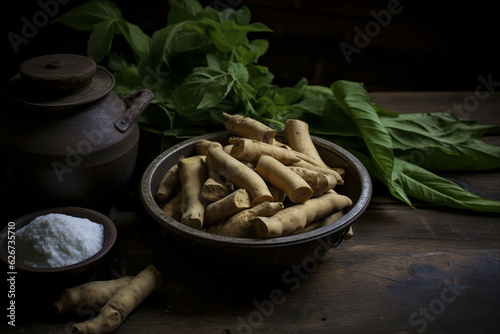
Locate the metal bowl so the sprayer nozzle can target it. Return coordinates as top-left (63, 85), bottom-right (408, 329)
top-left (140, 131), bottom-right (372, 275)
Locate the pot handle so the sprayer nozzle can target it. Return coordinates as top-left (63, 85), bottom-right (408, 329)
top-left (115, 89), bottom-right (155, 133)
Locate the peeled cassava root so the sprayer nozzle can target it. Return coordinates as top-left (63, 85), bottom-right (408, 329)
top-left (206, 144), bottom-right (274, 205)
top-left (254, 190), bottom-right (352, 238)
top-left (178, 155), bottom-right (207, 229)
top-left (284, 119), bottom-right (329, 168)
top-left (155, 114), bottom-right (354, 239)
top-left (208, 201), bottom-right (284, 237)
top-left (54, 265), bottom-right (162, 334)
top-left (222, 112), bottom-right (276, 143)
top-left (54, 276), bottom-right (134, 314)
top-left (254, 155), bottom-right (313, 204)
top-left (205, 188), bottom-right (251, 224)
top-left (229, 137), bottom-right (300, 165)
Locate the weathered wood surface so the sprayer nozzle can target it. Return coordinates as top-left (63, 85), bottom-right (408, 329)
top-left (3, 92), bottom-right (499, 334)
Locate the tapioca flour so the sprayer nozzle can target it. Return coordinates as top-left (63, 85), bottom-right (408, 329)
top-left (16, 213), bottom-right (104, 268)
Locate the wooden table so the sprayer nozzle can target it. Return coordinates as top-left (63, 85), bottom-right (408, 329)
top-left (3, 92), bottom-right (500, 333)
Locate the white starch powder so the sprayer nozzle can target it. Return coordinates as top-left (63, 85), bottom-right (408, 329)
top-left (16, 213), bottom-right (104, 268)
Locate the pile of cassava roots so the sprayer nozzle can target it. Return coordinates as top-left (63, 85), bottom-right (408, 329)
top-left (156, 114), bottom-right (354, 239)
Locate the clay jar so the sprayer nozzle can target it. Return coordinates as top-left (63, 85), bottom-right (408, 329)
top-left (1, 54), bottom-right (154, 212)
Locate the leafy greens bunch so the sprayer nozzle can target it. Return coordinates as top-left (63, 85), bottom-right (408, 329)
top-left (55, 0), bottom-right (500, 212)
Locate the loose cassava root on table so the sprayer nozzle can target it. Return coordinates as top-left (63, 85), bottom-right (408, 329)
top-left (155, 114), bottom-right (353, 239)
top-left (54, 276), bottom-right (134, 314)
top-left (54, 265), bottom-right (162, 334)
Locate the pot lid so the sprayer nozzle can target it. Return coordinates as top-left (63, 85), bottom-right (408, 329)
top-left (6, 54), bottom-right (114, 109)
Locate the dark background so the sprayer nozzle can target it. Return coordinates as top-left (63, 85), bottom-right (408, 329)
top-left (1, 0), bottom-right (498, 92)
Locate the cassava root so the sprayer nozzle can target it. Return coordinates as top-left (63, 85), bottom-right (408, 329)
top-left (59, 265), bottom-right (162, 334)
top-left (54, 276), bottom-right (134, 314)
top-left (254, 191), bottom-right (352, 238)
top-left (206, 144), bottom-right (273, 205)
top-left (178, 155), bottom-right (207, 229)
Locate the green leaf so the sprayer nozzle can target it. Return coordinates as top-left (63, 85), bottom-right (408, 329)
top-left (247, 64), bottom-right (274, 89)
top-left (225, 61), bottom-right (258, 112)
top-left (117, 21), bottom-right (151, 58)
top-left (112, 64), bottom-right (141, 96)
top-left (234, 39), bottom-right (269, 65)
top-left (372, 103), bottom-right (399, 118)
top-left (54, 0), bottom-right (123, 62)
top-left (172, 67), bottom-right (232, 113)
top-left (53, 0), bottom-right (122, 31)
top-left (233, 82), bottom-right (256, 103)
top-left (273, 87), bottom-right (303, 105)
top-left (149, 21), bottom-right (208, 69)
top-left (331, 81), bottom-right (394, 174)
top-left (87, 19), bottom-right (119, 62)
top-left (106, 52), bottom-right (128, 72)
top-left (138, 102), bottom-right (175, 132)
top-left (396, 158), bottom-right (500, 212)
top-left (54, 0), bottom-right (150, 63)
top-left (167, 0), bottom-right (204, 25)
top-left (218, 5), bottom-right (251, 25)
top-left (381, 113), bottom-right (494, 151)
top-left (398, 138), bottom-right (500, 172)
top-left (199, 18), bottom-right (272, 53)
top-left (381, 112), bottom-right (500, 171)
top-left (282, 85), bottom-right (358, 137)
top-left (227, 61), bottom-right (249, 83)
top-left (331, 80), bottom-right (412, 206)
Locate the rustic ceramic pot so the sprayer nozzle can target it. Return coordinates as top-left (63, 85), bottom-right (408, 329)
top-left (1, 54), bottom-right (154, 212)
